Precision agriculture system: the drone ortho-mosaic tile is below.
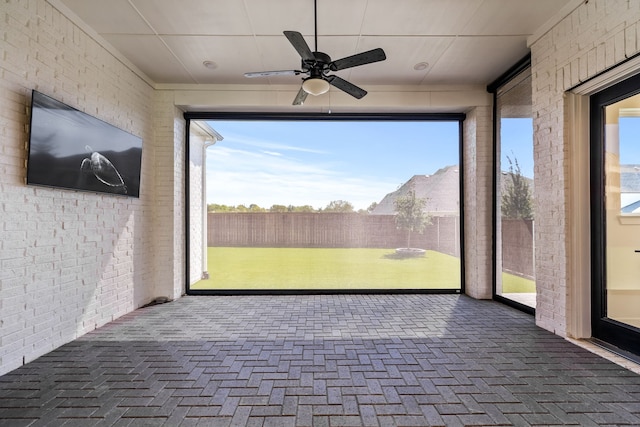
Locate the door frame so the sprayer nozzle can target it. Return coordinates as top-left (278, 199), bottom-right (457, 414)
top-left (590, 72), bottom-right (640, 355)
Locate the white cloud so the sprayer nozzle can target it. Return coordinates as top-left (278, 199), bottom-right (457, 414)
top-left (205, 145), bottom-right (396, 210)
top-left (223, 132), bottom-right (328, 155)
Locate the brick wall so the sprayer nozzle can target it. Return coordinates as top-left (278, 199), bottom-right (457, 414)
top-left (530, 0), bottom-right (640, 335)
top-left (0, 0), bottom-right (162, 375)
top-left (463, 106), bottom-right (493, 299)
top-left (151, 90), bottom-right (187, 300)
top-left (172, 106), bottom-right (186, 298)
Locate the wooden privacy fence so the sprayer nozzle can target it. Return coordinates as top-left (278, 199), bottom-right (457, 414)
top-left (207, 213), bottom-right (534, 278)
top-left (501, 218), bottom-right (534, 279)
top-left (207, 213), bottom-right (460, 256)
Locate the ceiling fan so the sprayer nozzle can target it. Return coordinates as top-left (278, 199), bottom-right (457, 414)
top-left (243, 0), bottom-right (386, 105)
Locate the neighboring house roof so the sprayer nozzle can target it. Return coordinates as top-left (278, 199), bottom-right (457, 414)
top-left (622, 197), bottom-right (640, 213)
top-left (621, 165), bottom-right (640, 192)
top-left (618, 165), bottom-right (640, 213)
top-left (371, 164), bottom-right (537, 216)
top-left (371, 165), bottom-right (460, 216)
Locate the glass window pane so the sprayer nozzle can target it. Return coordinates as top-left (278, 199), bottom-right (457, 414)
top-left (496, 67), bottom-right (535, 308)
top-left (190, 119), bottom-right (461, 292)
top-left (605, 94), bottom-right (640, 328)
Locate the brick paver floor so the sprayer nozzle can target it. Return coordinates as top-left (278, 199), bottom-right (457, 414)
top-left (1, 294), bottom-right (640, 426)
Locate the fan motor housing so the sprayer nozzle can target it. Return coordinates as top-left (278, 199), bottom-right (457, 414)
top-left (303, 51), bottom-right (332, 71)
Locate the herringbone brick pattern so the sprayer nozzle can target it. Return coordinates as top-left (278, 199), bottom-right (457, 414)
top-left (1, 294), bottom-right (640, 426)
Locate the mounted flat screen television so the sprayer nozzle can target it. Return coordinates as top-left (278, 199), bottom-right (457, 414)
top-left (27, 90), bottom-right (142, 197)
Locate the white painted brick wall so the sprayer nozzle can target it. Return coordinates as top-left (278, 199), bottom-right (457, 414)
top-left (150, 90), bottom-right (186, 301)
top-left (173, 108), bottom-right (186, 298)
top-left (463, 106), bottom-right (493, 299)
top-left (530, 0), bottom-right (640, 336)
top-left (0, 0), bottom-right (166, 375)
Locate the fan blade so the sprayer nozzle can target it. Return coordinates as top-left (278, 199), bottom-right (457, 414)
top-left (326, 75), bottom-right (367, 99)
top-left (284, 31), bottom-right (314, 61)
top-left (293, 87), bottom-right (309, 105)
top-left (329, 48), bottom-right (386, 71)
top-left (244, 70), bottom-right (302, 78)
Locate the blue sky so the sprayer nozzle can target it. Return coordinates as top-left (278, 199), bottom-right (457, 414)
top-left (620, 117), bottom-right (640, 164)
top-left (500, 116), bottom-right (640, 178)
top-left (202, 114), bottom-right (640, 210)
top-left (500, 118), bottom-right (533, 178)
top-left (204, 120), bottom-right (460, 210)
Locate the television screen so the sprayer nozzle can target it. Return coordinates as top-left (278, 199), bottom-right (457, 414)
top-left (27, 90), bottom-right (142, 197)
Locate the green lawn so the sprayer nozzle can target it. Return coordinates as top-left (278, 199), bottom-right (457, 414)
top-left (191, 247), bottom-right (536, 292)
top-left (501, 272), bottom-right (536, 293)
top-left (192, 247), bottom-right (461, 290)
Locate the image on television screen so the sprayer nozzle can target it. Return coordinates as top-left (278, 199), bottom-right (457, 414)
top-left (27, 90), bottom-right (142, 197)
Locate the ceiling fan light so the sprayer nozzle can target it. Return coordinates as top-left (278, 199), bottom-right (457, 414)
top-left (302, 78), bottom-right (330, 96)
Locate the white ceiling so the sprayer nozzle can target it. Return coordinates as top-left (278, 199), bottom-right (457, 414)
top-left (53, 0), bottom-right (577, 92)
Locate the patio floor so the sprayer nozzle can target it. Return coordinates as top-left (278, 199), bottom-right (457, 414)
top-left (501, 293), bottom-right (536, 308)
top-left (1, 294), bottom-right (640, 426)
